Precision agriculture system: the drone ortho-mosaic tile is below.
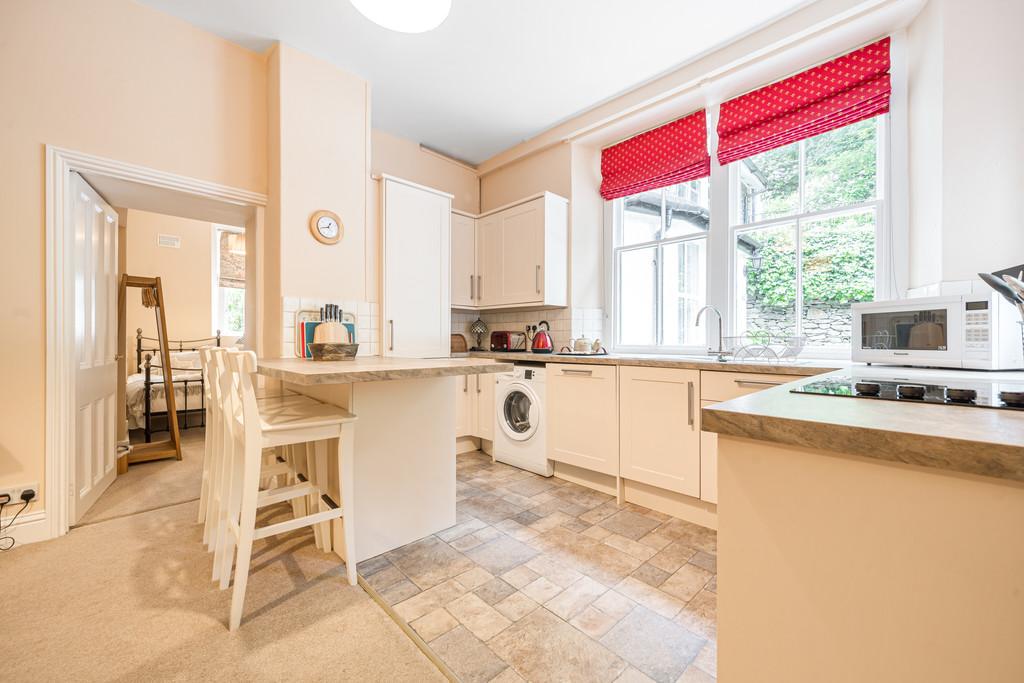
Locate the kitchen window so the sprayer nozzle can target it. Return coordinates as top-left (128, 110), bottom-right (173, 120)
top-left (612, 179), bottom-right (709, 351)
top-left (731, 116), bottom-right (885, 351)
top-left (213, 225), bottom-right (245, 336)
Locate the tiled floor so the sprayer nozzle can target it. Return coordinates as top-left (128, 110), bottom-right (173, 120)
top-left (359, 452), bottom-right (717, 683)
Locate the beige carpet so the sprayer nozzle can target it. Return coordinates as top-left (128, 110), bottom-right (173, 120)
top-left (2, 499), bottom-right (444, 681)
top-left (77, 428), bottom-right (206, 526)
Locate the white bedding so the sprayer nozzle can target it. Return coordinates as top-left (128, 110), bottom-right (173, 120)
top-left (126, 351), bottom-right (207, 430)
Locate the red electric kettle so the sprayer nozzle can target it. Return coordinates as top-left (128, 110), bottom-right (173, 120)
top-left (531, 320), bottom-right (554, 353)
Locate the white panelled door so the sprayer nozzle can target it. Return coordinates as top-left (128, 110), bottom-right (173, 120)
top-left (71, 172), bottom-right (119, 524)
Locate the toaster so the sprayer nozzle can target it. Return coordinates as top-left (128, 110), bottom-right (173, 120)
top-left (490, 331), bottom-right (527, 352)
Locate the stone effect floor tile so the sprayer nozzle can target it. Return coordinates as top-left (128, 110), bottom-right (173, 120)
top-left (599, 510), bottom-right (662, 540)
top-left (659, 564), bottom-right (713, 604)
top-left (382, 451), bottom-right (718, 683)
top-left (429, 625), bottom-right (508, 683)
top-left (447, 592), bottom-right (513, 641)
top-left (601, 606), bottom-right (706, 683)
top-left (501, 564), bottom-right (540, 590)
top-left (545, 575), bottom-right (608, 621)
top-left (475, 577), bottom-right (517, 605)
top-left (494, 591), bottom-right (539, 621)
top-left (489, 608), bottom-right (628, 683)
top-left (570, 605), bottom-right (619, 639)
top-left (410, 607), bottom-right (458, 642)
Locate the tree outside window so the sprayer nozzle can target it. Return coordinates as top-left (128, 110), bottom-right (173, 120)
top-left (214, 227), bottom-right (245, 336)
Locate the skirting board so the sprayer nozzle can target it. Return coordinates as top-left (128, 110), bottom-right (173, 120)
top-left (456, 436), bottom-right (480, 455)
top-left (551, 463), bottom-right (718, 531)
top-left (0, 510), bottom-right (49, 547)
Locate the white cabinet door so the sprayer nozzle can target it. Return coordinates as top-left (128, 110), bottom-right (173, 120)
top-left (547, 364), bottom-right (618, 475)
top-left (455, 374), bottom-right (475, 438)
top-left (475, 373), bottom-right (495, 441)
top-left (496, 198), bottom-right (545, 305)
top-left (699, 399), bottom-right (718, 504)
top-left (476, 214), bottom-right (501, 308)
top-left (619, 366), bottom-right (701, 496)
top-left (451, 212), bottom-right (476, 308)
top-left (382, 177), bottom-right (451, 357)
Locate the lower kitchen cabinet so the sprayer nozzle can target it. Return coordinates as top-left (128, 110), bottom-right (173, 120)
top-left (476, 372), bottom-right (495, 441)
top-left (699, 400), bottom-right (718, 504)
top-left (455, 373), bottom-right (496, 441)
top-left (547, 363), bottom-right (618, 476)
top-left (619, 366), bottom-right (701, 497)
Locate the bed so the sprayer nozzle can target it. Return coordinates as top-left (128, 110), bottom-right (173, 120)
top-left (129, 329), bottom-right (221, 441)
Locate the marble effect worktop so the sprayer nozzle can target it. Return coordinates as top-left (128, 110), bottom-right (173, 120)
top-left (257, 356), bottom-right (513, 385)
top-left (470, 350), bottom-right (843, 376)
top-left (702, 367), bottom-right (1024, 483)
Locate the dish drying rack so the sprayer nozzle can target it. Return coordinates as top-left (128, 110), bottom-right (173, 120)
top-left (721, 333), bottom-right (807, 362)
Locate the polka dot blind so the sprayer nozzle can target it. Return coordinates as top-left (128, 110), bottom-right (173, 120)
top-left (717, 37), bottom-right (891, 166)
top-left (600, 109), bottom-right (710, 201)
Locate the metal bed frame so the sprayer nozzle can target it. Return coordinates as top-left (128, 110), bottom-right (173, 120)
top-left (135, 328), bottom-right (221, 442)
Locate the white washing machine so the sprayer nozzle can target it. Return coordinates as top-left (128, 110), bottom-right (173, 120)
top-left (494, 364), bottom-right (553, 477)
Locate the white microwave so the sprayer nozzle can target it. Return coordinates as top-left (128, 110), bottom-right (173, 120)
top-left (852, 293), bottom-right (1024, 370)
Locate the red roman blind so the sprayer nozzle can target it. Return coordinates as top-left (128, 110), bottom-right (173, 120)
top-left (717, 37), bottom-right (891, 166)
top-left (600, 109), bottom-right (710, 200)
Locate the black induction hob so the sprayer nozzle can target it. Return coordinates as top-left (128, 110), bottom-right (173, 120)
top-left (791, 376), bottom-right (1024, 411)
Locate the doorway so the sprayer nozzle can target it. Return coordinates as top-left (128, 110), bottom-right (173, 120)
top-left (45, 146), bottom-right (267, 536)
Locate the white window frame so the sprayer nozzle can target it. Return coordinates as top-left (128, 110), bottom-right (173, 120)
top-left (609, 185), bottom-right (710, 355)
top-left (211, 224), bottom-right (245, 336)
top-left (727, 115), bottom-right (890, 357)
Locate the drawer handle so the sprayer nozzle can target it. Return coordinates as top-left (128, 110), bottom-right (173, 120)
top-left (561, 368), bottom-right (593, 376)
top-left (734, 379), bottom-right (783, 387)
top-left (687, 381), bottom-right (695, 427)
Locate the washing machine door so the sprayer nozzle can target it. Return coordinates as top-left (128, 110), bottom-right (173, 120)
top-left (499, 382), bottom-right (540, 442)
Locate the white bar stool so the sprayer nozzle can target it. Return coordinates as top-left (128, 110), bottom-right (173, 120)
top-left (201, 348), bottom-right (303, 554)
top-left (218, 350), bottom-right (357, 631)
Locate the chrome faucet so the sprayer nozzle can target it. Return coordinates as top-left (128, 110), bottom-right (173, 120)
top-left (695, 305), bottom-right (730, 361)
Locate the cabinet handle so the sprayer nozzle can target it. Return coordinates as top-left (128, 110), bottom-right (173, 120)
top-left (535, 265), bottom-right (541, 294)
top-left (734, 379), bottom-right (783, 387)
top-left (476, 375), bottom-right (481, 394)
top-left (561, 368), bottom-right (593, 376)
top-left (464, 375), bottom-right (468, 392)
top-left (388, 320), bottom-right (394, 351)
top-left (470, 274), bottom-right (475, 300)
top-left (687, 381), bottom-right (695, 427)
top-left (478, 275), bottom-right (483, 299)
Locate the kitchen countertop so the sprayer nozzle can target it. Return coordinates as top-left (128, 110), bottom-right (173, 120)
top-left (702, 367), bottom-right (1024, 482)
top-left (258, 356), bottom-right (513, 385)
top-left (469, 350), bottom-right (844, 376)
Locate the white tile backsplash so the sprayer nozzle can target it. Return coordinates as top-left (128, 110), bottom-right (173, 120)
top-left (283, 297), bottom-right (379, 357)
top-left (451, 307), bottom-right (604, 352)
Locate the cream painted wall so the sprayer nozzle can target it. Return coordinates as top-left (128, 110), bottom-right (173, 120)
top-left (906, 0), bottom-right (943, 288)
top-left (479, 143), bottom-right (572, 213)
top-left (569, 143), bottom-right (605, 309)
top-left (907, 0), bottom-right (1024, 287)
top-left (372, 130), bottom-right (479, 214)
top-left (123, 210), bottom-right (215, 364)
top-left (264, 43), bottom-right (370, 355)
top-left (0, 0), bottom-right (267, 504)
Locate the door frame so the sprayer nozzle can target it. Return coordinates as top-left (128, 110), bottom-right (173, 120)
top-left (44, 146), bottom-right (267, 539)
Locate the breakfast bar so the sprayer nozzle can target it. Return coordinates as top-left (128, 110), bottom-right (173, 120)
top-left (257, 356), bottom-right (513, 562)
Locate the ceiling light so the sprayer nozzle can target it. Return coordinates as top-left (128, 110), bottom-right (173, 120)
top-left (350, 0), bottom-right (451, 34)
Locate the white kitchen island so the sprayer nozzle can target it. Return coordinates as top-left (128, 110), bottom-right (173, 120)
top-left (257, 356), bottom-right (513, 562)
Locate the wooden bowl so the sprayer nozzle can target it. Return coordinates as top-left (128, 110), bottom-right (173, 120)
top-left (308, 342), bottom-right (358, 361)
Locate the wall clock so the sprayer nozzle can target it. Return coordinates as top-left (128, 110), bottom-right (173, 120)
top-left (309, 210), bottom-right (343, 245)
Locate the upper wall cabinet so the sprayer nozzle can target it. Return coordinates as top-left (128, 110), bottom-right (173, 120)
top-left (452, 192), bottom-right (568, 310)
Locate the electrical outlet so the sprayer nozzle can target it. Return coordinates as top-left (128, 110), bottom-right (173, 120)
top-left (0, 482), bottom-right (38, 507)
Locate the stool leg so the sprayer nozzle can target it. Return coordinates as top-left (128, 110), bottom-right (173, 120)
top-left (229, 439), bottom-right (262, 631)
top-left (202, 415), bottom-right (222, 549)
top-left (306, 446), bottom-right (323, 550)
top-left (339, 426), bottom-right (357, 586)
top-left (198, 423), bottom-right (211, 525)
top-left (314, 440), bottom-right (332, 554)
top-left (290, 444), bottom-right (308, 520)
top-left (216, 433), bottom-right (243, 589)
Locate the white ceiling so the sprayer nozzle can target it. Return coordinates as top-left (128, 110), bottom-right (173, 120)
top-left (138, 0), bottom-right (812, 165)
